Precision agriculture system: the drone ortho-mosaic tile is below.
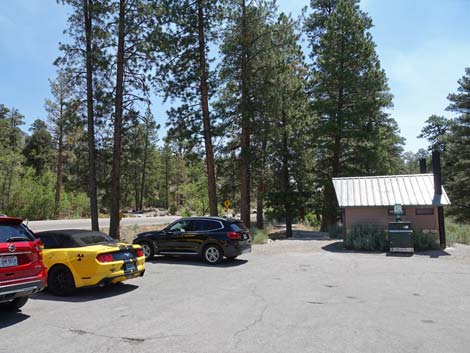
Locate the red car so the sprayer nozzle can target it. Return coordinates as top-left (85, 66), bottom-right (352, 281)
top-left (0, 216), bottom-right (47, 310)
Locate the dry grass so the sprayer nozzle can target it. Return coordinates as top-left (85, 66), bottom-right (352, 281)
top-left (102, 224), bottom-right (168, 243)
top-left (447, 220), bottom-right (470, 246)
top-left (266, 223), bottom-right (319, 240)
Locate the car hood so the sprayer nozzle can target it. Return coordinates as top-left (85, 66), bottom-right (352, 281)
top-left (138, 230), bottom-right (163, 238)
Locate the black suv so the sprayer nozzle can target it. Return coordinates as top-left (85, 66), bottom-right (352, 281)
top-left (133, 217), bottom-right (251, 264)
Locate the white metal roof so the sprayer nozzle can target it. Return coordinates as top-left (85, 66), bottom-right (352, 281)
top-left (332, 174), bottom-right (451, 207)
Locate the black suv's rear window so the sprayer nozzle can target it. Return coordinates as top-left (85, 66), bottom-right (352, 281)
top-left (0, 224), bottom-right (35, 243)
top-left (230, 222), bottom-right (248, 232)
top-left (193, 220), bottom-right (223, 231)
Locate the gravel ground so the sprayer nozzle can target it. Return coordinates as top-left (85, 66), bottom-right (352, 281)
top-left (1, 239), bottom-right (470, 353)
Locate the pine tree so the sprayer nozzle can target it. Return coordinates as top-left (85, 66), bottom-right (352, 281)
top-left (45, 69), bottom-right (78, 217)
top-left (305, 0), bottom-right (402, 230)
top-left (0, 105), bottom-right (25, 210)
top-left (218, 0), bottom-right (277, 227)
top-left (57, 0), bottom-right (113, 230)
top-left (22, 119), bottom-right (55, 176)
top-left (419, 115), bottom-right (450, 152)
top-left (445, 68), bottom-right (470, 222)
top-left (259, 13), bottom-right (313, 236)
top-left (120, 107), bottom-right (159, 211)
top-left (109, 0), bottom-right (156, 238)
top-left (155, 0), bottom-right (221, 217)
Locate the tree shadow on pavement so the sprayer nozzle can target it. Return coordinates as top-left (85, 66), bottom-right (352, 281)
top-left (413, 249), bottom-right (451, 258)
top-left (321, 241), bottom-right (383, 254)
top-left (270, 230), bottom-right (330, 241)
top-left (147, 256), bottom-right (248, 268)
top-left (31, 283), bottom-right (139, 303)
top-left (322, 241), bottom-right (451, 258)
top-left (0, 309), bottom-right (30, 329)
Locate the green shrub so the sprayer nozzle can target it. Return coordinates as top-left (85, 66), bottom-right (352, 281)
top-left (327, 223), bottom-right (344, 239)
top-left (250, 227), bottom-right (269, 244)
top-left (169, 203), bottom-right (178, 215)
top-left (344, 225), bottom-right (388, 251)
top-left (446, 220), bottom-right (470, 245)
top-left (412, 231), bottom-right (440, 251)
top-left (181, 208), bottom-right (192, 217)
top-left (264, 208), bottom-right (278, 223)
top-left (59, 191), bottom-right (89, 218)
top-left (304, 212), bottom-right (320, 227)
top-left (345, 225), bottom-right (442, 252)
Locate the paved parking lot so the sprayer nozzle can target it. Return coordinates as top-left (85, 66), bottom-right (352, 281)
top-left (2, 239), bottom-right (470, 353)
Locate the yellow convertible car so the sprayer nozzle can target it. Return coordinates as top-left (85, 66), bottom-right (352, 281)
top-left (36, 229), bottom-right (145, 296)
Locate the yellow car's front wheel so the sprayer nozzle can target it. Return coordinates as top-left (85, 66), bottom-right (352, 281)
top-left (48, 265), bottom-right (76, 296)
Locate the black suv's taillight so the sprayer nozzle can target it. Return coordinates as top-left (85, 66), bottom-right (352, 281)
top-left (227, 231), bottom-right (242, 240)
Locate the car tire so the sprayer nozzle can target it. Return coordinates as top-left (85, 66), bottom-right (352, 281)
top-left (48, 265), bottom-right (76, 296)
top-left (226, 256), bottom-right (238, 261)
top-left (139, 241), bottom-right (154, 260)
top-left (202, 244), bottom-right (223, 265)
top-left (5, 297), bottom-right (28, 311)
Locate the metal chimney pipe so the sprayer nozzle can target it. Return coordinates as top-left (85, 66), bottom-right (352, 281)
top-left (432, 148), bottom-right (446, 248)
top-left (432, 150), bottom-right (442, 195)
top-left (419, 158), bottom-right (427, 173)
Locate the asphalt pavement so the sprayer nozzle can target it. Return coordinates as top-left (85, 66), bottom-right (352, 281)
top-left (2, 239), bottom-right (470, 353)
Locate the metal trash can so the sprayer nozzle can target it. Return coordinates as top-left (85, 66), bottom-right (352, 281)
top-left (388, 222), bottom-right (414, 253)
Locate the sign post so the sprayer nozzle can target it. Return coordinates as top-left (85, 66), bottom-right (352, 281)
top-left (223, 200), bottom-right (231, 217)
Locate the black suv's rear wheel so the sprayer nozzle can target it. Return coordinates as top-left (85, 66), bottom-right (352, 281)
top-left (139, 241), bottom-right (154, 260)
top-left (203, 244), bottom-right (223, 264)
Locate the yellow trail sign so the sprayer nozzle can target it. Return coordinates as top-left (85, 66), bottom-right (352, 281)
top-left (223, 200), bottom-right (231, 209)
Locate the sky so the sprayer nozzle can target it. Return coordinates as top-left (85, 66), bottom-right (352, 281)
top-left (0, 0), bottom-right (469, 152)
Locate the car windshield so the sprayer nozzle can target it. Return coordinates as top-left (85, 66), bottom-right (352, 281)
top-left (71, 232), bottom-right (117, 246)
top-left (0, 224), bottom-right (35, 243)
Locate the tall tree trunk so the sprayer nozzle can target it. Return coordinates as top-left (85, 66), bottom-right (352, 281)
top-left (320, 87), bottom-right (343, 232)
top-left (6, 166), bottom-right (13, 207)
top-left (134, 168), bottom-right (140, 211)
top-left (139, 120), bottom-right (150, 211)
top-left (320, 32), bottom-right (346, 232)
top-left (256, 135), bottom-right (267, 229)
top-left (109, 0), bottom-right (126, 239)
top-left (281, 110), bottom-right (292, 238)
top-left (54, 125), bottom-right (64, 218)
top-left (84, 0), bottom-right (99, 231)
top-left (256, 192), bottom-right (264, 229)
top-left (0, 177), bottom-right (4, 209)
top-left (197, 0), bottom-right (218, 217)
top-left (175, 152), bottom-right (180, 207)
top-left (320, 182), bottom-right (338, 232)
top-left (164, 148), bottom-right (169, 209)
top-left (240, 0), bottom-right (251, 227)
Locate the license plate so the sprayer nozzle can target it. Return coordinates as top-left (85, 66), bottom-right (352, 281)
top-left (124, 262), bottom-right (137, 273)
top-left (0, 256), bottom-right (18, 268)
